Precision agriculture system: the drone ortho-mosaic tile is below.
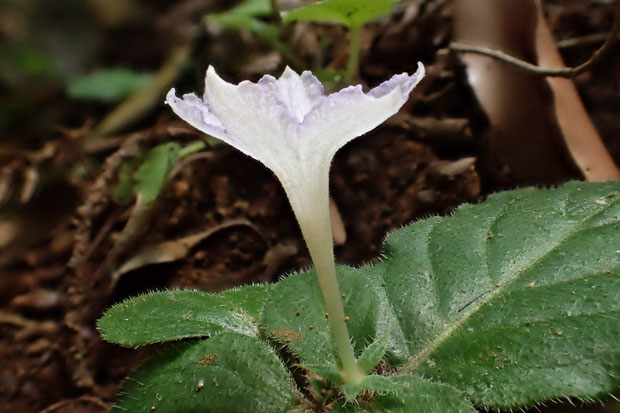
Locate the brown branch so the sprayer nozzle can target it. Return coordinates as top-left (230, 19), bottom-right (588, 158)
top-left (450, 1), bottom-right (620, 78)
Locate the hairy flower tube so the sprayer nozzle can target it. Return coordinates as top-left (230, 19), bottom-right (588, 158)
top-left (166, 64), bottom-right (424, 383)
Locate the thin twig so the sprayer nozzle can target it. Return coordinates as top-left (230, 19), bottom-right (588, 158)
top-left (450, 1), bottom-right (620, 78)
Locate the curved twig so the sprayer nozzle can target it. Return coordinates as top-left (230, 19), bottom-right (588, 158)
top-left (450, 1), bottom-right (620, 78)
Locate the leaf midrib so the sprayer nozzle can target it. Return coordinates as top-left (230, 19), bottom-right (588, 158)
top-left (396, 191), bottom-right (617, 374)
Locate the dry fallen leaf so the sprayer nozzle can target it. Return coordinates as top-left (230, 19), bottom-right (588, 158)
top-left (453, 0), bottom-right (619, 186)
top-left (110, 219), bottom-right (259, 289)
top-left (535, 4), bottom-right (620, 181)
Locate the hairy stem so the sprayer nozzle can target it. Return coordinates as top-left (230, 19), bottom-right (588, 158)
top-left (280, 167), bottom-right (363, 384)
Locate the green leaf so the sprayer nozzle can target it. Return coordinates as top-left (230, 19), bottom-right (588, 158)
top-left (134, 142), bottom-right (181, 206)
top-left (357, 332), bottom-right (390, 374)
top-left (205, 0), bottom-right (305, 69)
top-left (114, 141), bottom-right (204, 204)
top-left (379, 181), bottom-right (620, 408)
top-left (371, 376), bottom-right (476, 412)
top-left (331, 376), bottom-right (475, 412)
top-left (261, 266), bottom-right (408, 368)
top-left (300, 366), bottom-right (401, 401)
top-left (358, 374), bottom-right (402, 393)
top-left (112, 332), bottom-right (298, 412)
top-left (113, 157), bottom-right (142, 202)
top-left (262, 181), bottom-right (620, 408)
top-left (342, 375), bottom-right (403, 402)
top-left (215, 0), bottom-right (271, 20)
top-left (207, 0), bottom-right (274, 38)
top-left (282, 0), bottom-right (397, 28)
top-left (341, 382), bottom-right (363, 401)
top-left (101, 181), bottom-right (619, 411)
top-left (300, 363), bottom-right (344, 384)
top-left (99, 285), bottom-right (271, 347)
top-left (67, 68), bottom-right (151, 103)
top-left (178, 140), bottom-right (207, 159)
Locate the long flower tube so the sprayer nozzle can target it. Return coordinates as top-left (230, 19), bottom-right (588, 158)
top-left (166, 64), bottom-right (424, 383)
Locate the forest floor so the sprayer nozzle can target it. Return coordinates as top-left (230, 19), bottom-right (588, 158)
top-left (1, 0), bottom-right (619, 412)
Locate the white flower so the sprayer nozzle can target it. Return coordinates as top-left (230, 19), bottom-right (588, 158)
top-left (165, 64), bottom-right (424, 233)
top-left (165, 64), bottom-right (424, 383)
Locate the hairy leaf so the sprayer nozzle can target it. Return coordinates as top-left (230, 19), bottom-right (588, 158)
top-left (357, 332), bottom-right (390, 374)
top-left (392, 182), bottom-right (620, 408)
top-left (99, 285), bottom-right (270, 347)
top-left (112, 332), bottom-right (298, 412)
top-left (333, 376), bottom-right (476, 412)
top-left (262, 182), bottom-right (620, 408)
top-left (261, 266), bottom-right (407, 369)
top-left (101, 182), bottom-right (619, 411)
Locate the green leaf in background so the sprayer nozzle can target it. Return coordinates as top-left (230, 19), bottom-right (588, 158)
top-left (221, 0), bottom-right (272, 18)
top-left (112, 332), bottom-right (299, 412)
top-left (341, 374), bottom-right (400, 401)
top-left (205, 0), bottom-right (305, 69)
top-left (114, 140), bottom-right (205, 204)
top-left (113, 157), bottom-right (142, 202)
top-left (133, 142), bottom-right (181, 206)
top-left (99, 285), bottom-right (271, 347)
top-left (67, 68), bottom-right (151, 103)
top-left (206, 0), bottom-right (273, 36)
top-left (110, 140), bottom-right (205, 250)
top-left (282, 0), bottom-right (398, 27)
top-left (0, 45), bottom-right (57, 80)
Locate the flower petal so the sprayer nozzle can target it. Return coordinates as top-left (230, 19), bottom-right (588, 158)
top-left (201, 66), bottom-right (308, 175)
top-left (165, 89), bottom-right (228, 139)
top-left (298, 62), bottom-right (425, 161)
top-left (257, 67), bottom-right (325, 122)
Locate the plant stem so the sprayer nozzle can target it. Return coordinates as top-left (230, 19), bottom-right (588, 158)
top-left (178, 140), bottom-right (206, 159)
top-left (280, 167), bottom-right (363, 384)
top-left (345, 25), bottom-right (362, 83)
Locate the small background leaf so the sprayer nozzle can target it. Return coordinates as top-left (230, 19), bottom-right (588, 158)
top-left (114, 140), bottom-right (204, 205)
top-left (112, 332), bottom-right (298, 412)
top-left (67, 68), bottom-right (151, 103)
top-left (206, 0), bottom-right (277, 44)
top-left (205, 0), bottom-right (305, 69)
top-left (134, 142), bottom-right (181, 206)
top-left (282, 0), bottom-right (397, 27)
